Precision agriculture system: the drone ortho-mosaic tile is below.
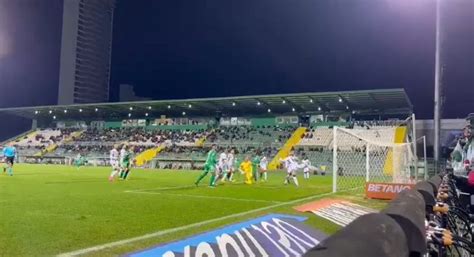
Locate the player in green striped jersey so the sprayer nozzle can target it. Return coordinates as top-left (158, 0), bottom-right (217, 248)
top-left (119, 145), bottom-right (133, 180)
top-left (195, 144), bottom-right (218, 187)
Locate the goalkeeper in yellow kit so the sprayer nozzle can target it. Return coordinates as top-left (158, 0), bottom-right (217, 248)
top-left (239, 156), bottom-right (253, 185)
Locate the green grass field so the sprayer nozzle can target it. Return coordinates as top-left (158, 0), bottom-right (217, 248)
top-left (0, 164), bottom-right (385, 257)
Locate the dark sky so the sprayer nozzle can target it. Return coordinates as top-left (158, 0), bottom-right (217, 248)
top-left (110, 0), bottom-right (474, 119)
top-left (0, 0), bottom-right (63, 107)
top-left (0, 0), bottom-right (63, 139)
top-left (0, 0), bottom-right (473, 120)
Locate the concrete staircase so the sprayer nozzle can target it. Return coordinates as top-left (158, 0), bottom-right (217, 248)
top-left (135, 145), bottom-right (165, 167)
top-left (34, 130), bottom-right (85, 157)
top-left (383, 126), bottom-right (408, 176)
top-left (268, 127), bottom-right (307, 170)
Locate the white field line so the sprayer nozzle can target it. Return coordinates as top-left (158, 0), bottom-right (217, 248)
top-left (126, 184), bottom-right (331, 192)
top-left (257, 185), bottom-right (332, 189)
top-left (57, 188), bottom-right (355, 257)
top-left (125, 185), bottom-right (194, 193)
top-left (125, 190), bottom-right (282, 204)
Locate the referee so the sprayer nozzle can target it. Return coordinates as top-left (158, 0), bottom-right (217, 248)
top-left (3, 143), bottom-right (16, 176)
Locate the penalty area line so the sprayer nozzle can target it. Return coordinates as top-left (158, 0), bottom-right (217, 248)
top-left (57, 188), bottom-right (354, 257)
top-left (124, 185), bottom-right (194, 193)
top-left (125, 190), bottom-right (282, 204)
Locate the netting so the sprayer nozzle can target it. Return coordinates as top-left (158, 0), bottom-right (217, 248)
top-left (332, 127), bottom-right (415, 192)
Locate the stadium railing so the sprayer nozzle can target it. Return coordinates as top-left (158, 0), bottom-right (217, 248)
top-left (303, 170), bottom-right (473, 257)
top-left (11, 125), bottom-right (292, 166)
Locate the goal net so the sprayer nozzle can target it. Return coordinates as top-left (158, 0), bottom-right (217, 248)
top-left (332, 127), bottom-right (415, 192)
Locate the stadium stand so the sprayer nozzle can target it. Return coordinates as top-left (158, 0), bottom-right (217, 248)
top-left (11, 128), bottom-right (80, 156)
top-left (12, 123), bottom-right (289, 169)
top-left (206, 125), bottom-right (293, 146)
top-left (46, 127), bottom-right (213, 159)
top-left (296, 124), bottom-right (406, 174)
top-left (48, 125), bottom-right (286, 169)
top-left (300, 121), bottom-right (407, 147)
top-left (74, 127), bottom-right (210, 146)
top-left (12, 120), bottom-right (410, 176)
top-left (0, 90), bottom-right (415, 170)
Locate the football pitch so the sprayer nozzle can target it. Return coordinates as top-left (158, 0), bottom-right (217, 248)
top-left (0, 164), bottom-right (382, 257)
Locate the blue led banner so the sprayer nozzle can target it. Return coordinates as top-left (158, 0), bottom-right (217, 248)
top-left (127, 214), bottom-right (327, 257)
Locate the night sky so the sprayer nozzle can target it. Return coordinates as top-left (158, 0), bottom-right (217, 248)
top-left (0, 0), bottom-right (473, 120)
top-left (0, 0), bottom-right (63, 107)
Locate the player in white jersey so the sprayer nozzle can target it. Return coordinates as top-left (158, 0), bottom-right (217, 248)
top-left (213, 149), bottom-right (228, 186)
top-left (280, 151), bottom-right (299, 186)
top-left (218, 150), bottom-right (228, 173)
top-left (224, 149), bottom-right (236, 182)
top-left (300, 156), bottom-right (312, 179)
top-left (108, 145), bottom-right (120, 182)
top-left (119, 146), bottom-right (127, 178)
top-left (259, 156), bottom-right (268, 181)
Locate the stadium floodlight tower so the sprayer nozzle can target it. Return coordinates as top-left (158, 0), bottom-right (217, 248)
top-left (433, 0), bottom-right (443, 173)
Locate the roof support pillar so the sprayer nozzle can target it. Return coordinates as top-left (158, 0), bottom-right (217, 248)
top-left (32, 119), bottom-right (38, 130)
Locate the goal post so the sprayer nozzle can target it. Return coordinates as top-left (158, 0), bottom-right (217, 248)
top-left (332, 126), bottom-right (415, 193)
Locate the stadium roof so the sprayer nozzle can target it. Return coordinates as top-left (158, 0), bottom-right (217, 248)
top-left (467, 113), bottom-right (474, 121)
top-left (0, 89), bottom-right (412, 120)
